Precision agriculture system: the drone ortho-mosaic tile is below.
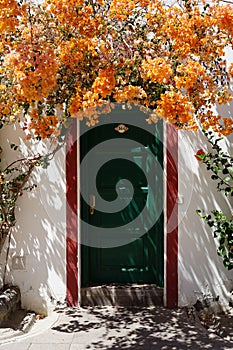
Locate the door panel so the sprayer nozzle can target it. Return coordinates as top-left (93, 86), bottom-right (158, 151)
top-left (81, 115), bottom-right (163, 287)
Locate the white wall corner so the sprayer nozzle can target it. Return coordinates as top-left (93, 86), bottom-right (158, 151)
top-left (178, 130), bottom-right (233, 307)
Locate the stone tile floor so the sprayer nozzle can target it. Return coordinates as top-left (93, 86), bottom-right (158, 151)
top-left (0, 305), bottom-right (233, 349)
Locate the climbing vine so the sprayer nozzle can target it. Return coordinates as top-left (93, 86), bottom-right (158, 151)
top-left (196, 131), bottom-right (233, 269)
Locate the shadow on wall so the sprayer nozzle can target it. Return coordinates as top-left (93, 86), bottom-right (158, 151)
top-left (1, 126), bottom-right (67, 314)
top-left (178, 129), bottom-right (233, 307)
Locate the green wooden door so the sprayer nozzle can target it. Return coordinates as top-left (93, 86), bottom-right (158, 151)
top-left (81, 117), bottom-right (163, 287)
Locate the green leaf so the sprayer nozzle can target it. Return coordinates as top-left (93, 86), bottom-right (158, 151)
top-left (208, 221), bottom-right (214, 227)
top-left (225, 187), bottom-right (232, 193)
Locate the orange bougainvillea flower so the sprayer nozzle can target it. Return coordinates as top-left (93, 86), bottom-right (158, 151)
top-left (228, 63), bottom-right (233, 78)
top-left (222, 118), bottom-right (233, 136)
top-left (5, 45), bottom-right (59, 103)
top-left (213, 4), bottom-right (233, 37)
top-left (92, 66), bottom-right (116, 98)
top-left (0, 0), bottom-right (21, 34)
top-left (141, 58), bottom-right (173, 84)
top-left (156, 91), bottom-right (196, 127)
top-left (114, 85), bottom-right (147, 103)
top-left (175, 60), bottom-right (206, 90)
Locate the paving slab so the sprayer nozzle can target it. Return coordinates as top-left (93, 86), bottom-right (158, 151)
top-left (30, 344), bottom-right (71, 350)
top-left (0, 343), bottom-right (31, 350)
top-left (0, 305), bottom-right (233, 349)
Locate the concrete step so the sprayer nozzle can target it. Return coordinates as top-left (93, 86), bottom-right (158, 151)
top-left (81, 284), bottom-right (164, 307)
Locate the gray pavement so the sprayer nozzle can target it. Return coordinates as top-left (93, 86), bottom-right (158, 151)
top-left (0, 305), bottom-right (233, 349)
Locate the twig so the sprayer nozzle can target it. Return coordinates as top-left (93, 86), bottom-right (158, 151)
top-left (3, 230), bottom-right (12, 285)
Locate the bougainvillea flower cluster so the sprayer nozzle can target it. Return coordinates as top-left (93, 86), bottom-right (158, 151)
top-left (0, 0), bottom-right (233, 138)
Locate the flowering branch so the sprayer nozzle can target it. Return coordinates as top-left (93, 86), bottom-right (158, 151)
top-left (0, 0), bottom-right (233, 134)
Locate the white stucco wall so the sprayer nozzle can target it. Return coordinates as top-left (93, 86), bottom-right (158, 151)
top-left (0, 122), bottom-right (232, 313)
top-left (0, 125), bottom-right (66, 314)
top-left (177, 44), bottom-right (233, 307)
top-left (178, 130), bottom-right (233, 307)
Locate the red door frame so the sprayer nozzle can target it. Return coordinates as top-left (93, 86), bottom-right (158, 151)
top-left (66, 120), bottom-right (78, 306)
top-left (66, 120), bottom-right (178, 307)
top-left (166, 124), bottom-right (178, 308)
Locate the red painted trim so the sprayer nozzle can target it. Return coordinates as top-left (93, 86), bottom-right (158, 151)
top-left (66, 119), bottom-right (78, 306)
top-left (65, 120), bottom-right (178, 307)
top-left (166, 124), bottom-right (178, 308)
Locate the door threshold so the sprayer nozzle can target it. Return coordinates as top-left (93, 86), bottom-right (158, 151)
top-left (81, 284), bottom-right (163, 307)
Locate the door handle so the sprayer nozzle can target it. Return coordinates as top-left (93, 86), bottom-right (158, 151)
top-left (90, 194), bottom-right (95, 215)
